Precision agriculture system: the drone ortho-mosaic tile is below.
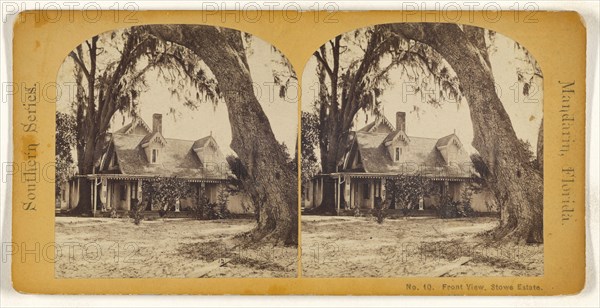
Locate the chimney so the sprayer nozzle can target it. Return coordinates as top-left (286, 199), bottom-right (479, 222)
top-left (152, 113), bottom-right (162, 134)
top-left (396, 112), bottom-right (406, 132)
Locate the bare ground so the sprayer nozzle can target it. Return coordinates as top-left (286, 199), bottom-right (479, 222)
top-left (55, 217), bottom-right (297, 278)
top-left (301, 216), bottom-right (543, 277)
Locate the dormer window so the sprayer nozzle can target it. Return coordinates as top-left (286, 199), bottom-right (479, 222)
top-left (151, 149), bottom-right (159, 163)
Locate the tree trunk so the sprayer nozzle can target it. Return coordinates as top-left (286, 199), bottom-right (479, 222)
top-left (537, 118), bottom-right (544, 174)
top-left (312, 59), bottom-right (344, 214)
top-left (69, 127), bottom-right (97, 214)
top-left (144, 25), bottom-right (297, 245)
top-left (388, 23), bottom-right (543, 243)
top-left (68, 39), bottom-right (99, 216)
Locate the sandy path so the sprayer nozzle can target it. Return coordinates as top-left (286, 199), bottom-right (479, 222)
top-left (55, 217), bottom-right (296, 278)
top-left (301, 216), bottom-right (543, 277)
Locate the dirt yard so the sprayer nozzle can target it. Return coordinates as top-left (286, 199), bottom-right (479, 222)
top-left (55, 217), bottom-right (297, 278)
top-left (301, 216), bottom-right (543, 277)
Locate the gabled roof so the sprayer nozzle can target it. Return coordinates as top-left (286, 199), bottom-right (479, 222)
top-left (107, 133), bottom-right (229, 180)
top-left (358, 116), bottom-right (395, 133)
top-left (114, 117), bottom-right (152, 135)
top-left (383, 129), bottom-right (410, 144)
top-left (192, 136), bottom-right (213, 150)
top-left (140, 131), bottom-right (167, 147)
top-left (349, 119), bottom-right (473, 178)
top-left (435, 133), bottom-right (459, 148)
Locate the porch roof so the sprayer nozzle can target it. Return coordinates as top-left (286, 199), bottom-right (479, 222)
top-left (75, 174), bottom-right (228, 183)
top-left (321, 172), bottom-right (474, 182)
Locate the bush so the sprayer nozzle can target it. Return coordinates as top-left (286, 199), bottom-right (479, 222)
top-left (374, 197), bottom-right (386, 224)
top-left (109, 207), bottom-right (118, 219)
top-left (189, 192), bottom-right (209, 220)
top-left (353, 206), bottom-right (362, 217)
top-left (436, 194), bottom-right (476, 218)
top-left (158, 208), bottom-right (168, 218)
top-left (188, 186), bottom-right (231, 220)
top-left (129, 198), bottom-right (144, 225)
top-left (438, 200), bottom-right (461, 218)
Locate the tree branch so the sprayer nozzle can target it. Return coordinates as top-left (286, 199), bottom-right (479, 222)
top-left (69, 50), bottom-right (90, 80)
top-left (313, 48), bottom-right (334, 79)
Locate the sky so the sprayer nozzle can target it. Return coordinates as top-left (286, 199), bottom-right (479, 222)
top-left (57, 30), bottom-right (298, 157)
top-left (301, 29), bottom-right (543, 155)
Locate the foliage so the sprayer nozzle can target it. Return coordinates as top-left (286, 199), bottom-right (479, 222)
top-left (216, 185), bottom-right (232, 219)
top-left (384, 175), bottom-right (433, 214)
top-left (278, 142), bottom-right (296, 171)
top-left (437, 198), bottom-right (460, 219)
top-left (374, 196), bottom-right (387, 224)
top-left (518, 138), bottom-right (541, 171)
top-left (188, 187), bottom-right (210, 220)
top-left (109, 206), bottom-right (119, 219)
top-left (226, 155), bottom-right (256, 217)
top-left (435, 184), bottom-right (476, 218)
top-left (353, 206), bottom-right (362, 217)
top-left (55, 112), bottom-right (76, 198)
top-left (299, 111), bottom-right (320, 198)
top-left (188, 186), bottom-right (231, 220)
top-left (128, 198), bottom-right (144, 225)
top-left (141, 177), bottom-right (194, 216)
top-left (470, 153), bottom-right (491, 180)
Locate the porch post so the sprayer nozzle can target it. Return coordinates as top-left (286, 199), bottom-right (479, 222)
top-left (348, 177), bottom-right (353, 209)
top-left (126, 183), bottom-right (131, 211)
top-left (336, 176), bottom-right (340, 213)
top-left (91, 180), bottom-right (97, 217)
top-left (106, 181), bottom-right (111, 210)
top-left (370, 178), bottom-right (375, 209)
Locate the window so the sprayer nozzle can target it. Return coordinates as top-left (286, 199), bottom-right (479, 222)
top-left (151, 149), bottom-right (158, 163)
top-left (395, 147), bottom-right (401, 161)
top-left (374, 181), bottom-right (381, 198)
top-left (120, 184), bottom-right (127, 201)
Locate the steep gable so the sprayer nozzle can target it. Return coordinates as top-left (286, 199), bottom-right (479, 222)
top-left (192, 135), bottom-right (225, 166)
top-left (358, 116), bottom-right (395, 134)
top-left (435, 134), bottom-right (466, 165)
top-left (114, 117), bottom-right (152, 135)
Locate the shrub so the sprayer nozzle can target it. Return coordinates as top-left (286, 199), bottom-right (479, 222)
top-left (129, 198), bottom-right (144, 225)
top-left (216, 186), bottom-right (231, 219)
top-left (438, 200), bottom-right (461, 218)
top-left (189, 190), bottom-right (210, 220)
top-left (353, 206), bottom-right (362, 217)
top-left (109, 207), bottom-right (118, 219)
top-left (158, 208), bottom-right (168, 218)
top-left (374, 197), bottom-right (387, 224)
top-left (188, 186), bottom-right (231, 220)
top-left (436, 186), bottom-right (477, 218)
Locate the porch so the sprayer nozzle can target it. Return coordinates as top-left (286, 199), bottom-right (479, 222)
top-left (60, 175), bottom-right (227, 217)
top-left (305, 173), bottom-right (473, 213)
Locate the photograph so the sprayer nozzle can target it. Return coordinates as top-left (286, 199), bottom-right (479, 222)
top-left (54, 25), bottom-right (298, 278)
top-left (300, 23), bottom-right (544, 277)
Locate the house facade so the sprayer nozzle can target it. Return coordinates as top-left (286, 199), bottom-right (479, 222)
top-left (59, 114), bottom-right (248, 215)
top-left (305, 111), bottom-right (496, 213)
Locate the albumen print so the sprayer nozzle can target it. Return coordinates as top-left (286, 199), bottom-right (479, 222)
top-left (54, 25), bottom-right (298, 278)
top-left (301, 23), bottom-right (544, 277)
